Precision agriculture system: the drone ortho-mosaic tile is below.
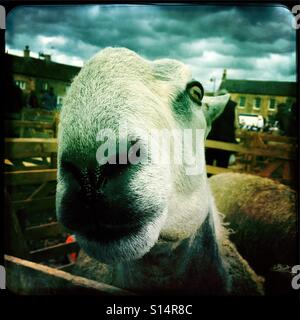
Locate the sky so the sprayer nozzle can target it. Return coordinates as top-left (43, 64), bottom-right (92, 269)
top-left (6, 4), bottom-right (297, 91)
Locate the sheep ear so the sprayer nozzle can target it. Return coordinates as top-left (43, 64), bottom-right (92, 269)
top-left (202, 94), bottom-right (230, 124)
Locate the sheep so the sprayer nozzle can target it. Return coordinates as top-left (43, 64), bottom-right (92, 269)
top-left (209, 173), bottom-right (297, 281)
top-left (56, 47), bottom-right (264, 295)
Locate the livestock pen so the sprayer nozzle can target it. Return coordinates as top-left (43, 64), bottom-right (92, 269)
top-left (4, 136), bottom-right (131, 294)
top-left (206, 130), bottom-right (297, 187)
top-left (3, 109), bottom-right (297, 294)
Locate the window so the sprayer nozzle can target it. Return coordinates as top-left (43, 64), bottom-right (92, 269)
top-left (239, 96), bottom-right (246, 107)
top-left (43, 82), bottom-right (49, 90)
top-left (286, 98), bottom-right (293, 106)
top-left (57, 96), bottom-right (63, 109)
top-left (253, 97), bottom-right (261, 110)
top-left (15, 80), bottom-right (26, 90)
top-left (269, 98), bottom-right (276, 110)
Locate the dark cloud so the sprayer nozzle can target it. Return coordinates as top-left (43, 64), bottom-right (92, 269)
top-left (6, 4), bottom-right (296, 89)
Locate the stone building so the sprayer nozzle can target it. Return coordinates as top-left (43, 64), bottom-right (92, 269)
top-left (218, 69), bottom-right (297, 119)
top-left (5, 46), bottom-right (81, 109)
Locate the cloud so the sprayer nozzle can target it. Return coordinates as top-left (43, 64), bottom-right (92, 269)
top-left (37, 35), bottom-right (67, 47)
top-left (6, 4), bottom-right (296, 90)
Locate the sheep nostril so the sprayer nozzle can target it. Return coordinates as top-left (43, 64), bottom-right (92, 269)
top-left (60, 159), bottom-right (131, 201)
top-left (60, 160), bottom-right (82, 183)
top-left (99, 162), bottom-right (131, 181)
top-left (60, 161), bottom-right (96, 200)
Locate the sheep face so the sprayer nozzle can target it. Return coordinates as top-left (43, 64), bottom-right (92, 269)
top-left (56, 47), bottom-right (229, 263)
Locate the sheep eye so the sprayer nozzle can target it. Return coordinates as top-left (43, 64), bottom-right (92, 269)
top-left (186, 81), bottom-right (204, 105)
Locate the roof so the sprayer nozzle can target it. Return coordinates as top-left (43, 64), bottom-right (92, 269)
top-left (219, 79), bottom-right (297, 97)
top-left (5, 53), bottom-right (81, 82)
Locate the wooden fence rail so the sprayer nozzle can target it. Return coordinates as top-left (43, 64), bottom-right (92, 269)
top-left (4, 136), bottom-right (297, 182)
top-left (5, 138), bottom-right (57, 159)
top-left (4, 255), bottom-right (133, 295)
top-left (24, 222), bottom-right (64, 240)
top-left (12, 196), bottom-right (56, 214)
top-left (5, 169), bottom-right (57, 186)
top-left (5, 108), bottom-right (59, 138)
top-left (29, 242), bottom-right (80, 262)
top-left (235, 129), bottom-right (297, 144)
top-left (5, 137), bottom-right (296, 161)
top-left (5, 120), bottom-right (55, 130)
top-left (205, 139), bottom-right (296, 160)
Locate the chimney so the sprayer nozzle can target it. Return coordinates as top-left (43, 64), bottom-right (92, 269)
top-left (44, 54), bottom-right (51, 62)
top-left (39, 52), bottom-right (51, 62)
top-left (24, 45), bottom-right (30, 58)
top-left (222, 69), bottom-right (227, 81)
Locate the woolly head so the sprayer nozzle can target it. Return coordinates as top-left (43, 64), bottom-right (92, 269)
top-left (56, 47), bottom-right (229, 263)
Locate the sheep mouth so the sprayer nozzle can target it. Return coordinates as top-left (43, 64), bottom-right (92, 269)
top-left (57, 189), bottom-right (161, 246)
top-left (72, 218), bottom-right (145, 244)
top-left (58, 198), bottom-right (148, 242)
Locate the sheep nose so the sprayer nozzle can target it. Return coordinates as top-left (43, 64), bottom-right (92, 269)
top-left (60, 160), bottom-right (130, 201)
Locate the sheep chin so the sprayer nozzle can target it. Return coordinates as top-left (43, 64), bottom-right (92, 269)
top-left (75, 209), bottom-right (167, 264)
